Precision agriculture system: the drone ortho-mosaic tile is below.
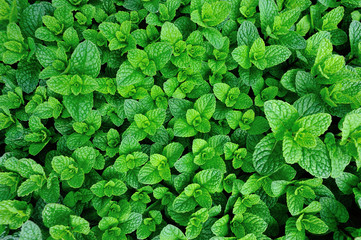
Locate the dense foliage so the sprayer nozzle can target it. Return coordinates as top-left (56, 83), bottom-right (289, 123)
top-left (1, 0), bottom-right (361, 239)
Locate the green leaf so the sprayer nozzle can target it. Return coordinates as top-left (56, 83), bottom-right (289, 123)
top-left (18, 179), bottom-right (40, 197)
top-left (335, 172), bottom-right (359, 194)
top-left (72, 146), bottom-right (96, 173)
top-left (169, 98), bottom-right (193, 118)
top-left (259, 0), bottom-right (278, 32)
top-left (1, 1), bottom-right (360, 237)
top-left (280, 69), bottom-right (298, 92)
top-left (5, 157), bottom-right (44, 178)
top-left (69, 40), bottom-right (101, 78)
top-left (201, 28), bottom-right (224, 49)
top-left (320, 197), bottom-right (349, 231)
top-left (147, 108), bottom-right (166, 130)
top-left (299, 139), bottom-right (331, 178)
top-left (211, 215), bottom-right (229, 236)
top-left (271, 180), bottom-right (290, 197)
top-left (98, 22), bottom-right (118, 40)
top-left (66, 133), bottom-right (91, 150)
top-left (293, 113), bottom-right (332, 137)
top-left (194, 94), bottom-right (216, 119)
top-left (241, 174), bottom-right (262, 195)
top-left (0, 200), bottom-right (32, 229)
top-left (20, 3), bottom-right (53, 38)
top-left (193, 169), bottom-right (222, 193)
top-left (143, 0), bottom-right (159, 13)
top-left (273, 8), bottom-right (301, 35)
top-left (16, 60), bottom-right (41, 94)
top-left (47, 75), bottom-right (71, 95)
top-left (63, 94), bottom-right (92, 122)
top-left (253, 133), bottom-right (285, 175)
top-left (322, 6), bottom-right (344, 31)
top-left (213, 83), bottom-right (231, 102)
top-left (239, 66), bottom-right (263, 86)
top-left (163, 142), bottom-right (184, 167)
top-left (70, 215), bottom-right (90, 234)
top-left (138, 162), bottom-right (162, 185)
top-left (264, 100), bottom-right (299, 139)
top-left (237, 21), bottom-right (260, 47)
top-left (161, 22), bottom-right (183, 45)
top-left (285, 217), bottom-right (305, 240)
top-left (293, 94), bottom-right (325, 117)
top-left (328, 135), bottom-right (351, 177)
top-left (174, 153), bottom-right (198, 173)
top-left (243, 213), bottom-right (268, 234)
top-left (341, 113), bottom-right (361, 144)
top-left (174, 118), bottom-right (197, 137)
top-left (51, 156), bottom-right (73, 175)
top-left (302, 215), bottom-right (328, 234)
top-left (35, 44), bottom-right (57, 68)
top-left (208, 135), bottom-right (230, 155)
top-left (283, 132), bottom-right (302, 164)
top-left (119, 212), bottom-right (142, 234)
top-left (207, 1), bottom-right (230, 26)
top-left (279, 31), bottom-right (306, 50)
top-left (173, 192), bottom-right (198, 213)
top-left (116, 61), bottom-right (145, 87)
top-left (145, 42), bottom-right (173, 70)
top-left (287, 188), bottom-right (304, 216)
top-left (294, 131), bottom-right (317, 148)
top-left (194, 189), bottom-right (212, 209)
top-left (232, 46), bottom-right (251, 69)
top-left (42, 203), bottom-right (72, 228)
top-left (160, 225), bottom-right (187, 240)
top-left (67, 170), bottom-right (85, 188)
top-left (301, 201), bottom-right (322, 214)
top-left (349, 21), bottom-right (361, 56)
top-left (19, 220), bottom-right (42, 240)
top-left (249, 38), bottom-right (266, 70)
top-left (313, 38), bottom-right (333, 72)
top-left (265, 45), bottom-right (292, 68)
top-left (119, 135), bottom-right (141, 154)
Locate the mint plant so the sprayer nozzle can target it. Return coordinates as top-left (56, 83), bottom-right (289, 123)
top-left (1, 0), bottom-right (361, 239)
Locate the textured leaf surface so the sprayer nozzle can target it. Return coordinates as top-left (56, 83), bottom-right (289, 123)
top-left (264, 100), bottom-right (299, 138)
top-left (299, 139), bottom-right (331, 178)
top-left (63, 94), bottom-right (93, 122)
top-left (253, 134), bottom-right (285, 175)
top-left (69, 40), bottom-right (101, 78)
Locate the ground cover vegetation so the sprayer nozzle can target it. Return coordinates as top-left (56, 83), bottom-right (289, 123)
top-left (1, 0), bottom-right (361, 239)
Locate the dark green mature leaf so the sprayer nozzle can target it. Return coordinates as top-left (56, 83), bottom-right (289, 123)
top-left (16, 60), bottom-right (41, 93)
top-left (20, 3), bottom-right (54, 38)
top-left (19, 220), bottom-right (42, 240)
